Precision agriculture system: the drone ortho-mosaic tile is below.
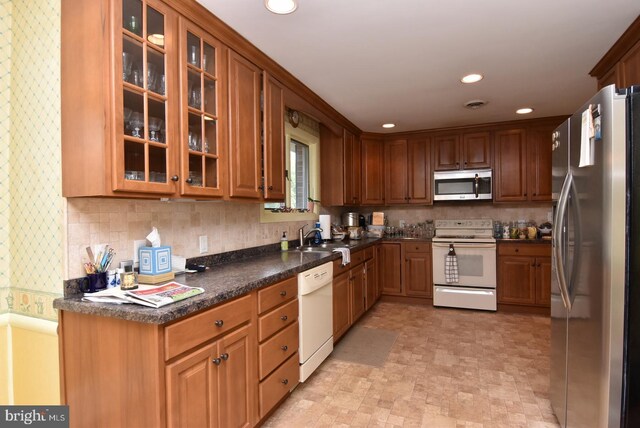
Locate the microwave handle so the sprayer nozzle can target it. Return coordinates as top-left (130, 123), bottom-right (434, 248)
top-left (474, 174), bottom-right (479, 198)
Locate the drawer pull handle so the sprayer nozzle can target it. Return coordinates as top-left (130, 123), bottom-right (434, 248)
top-left (515, 248), bottom-right (519, 252)
top-left (280, 315), bottom-right (288, 321)
top-left (281, 345), bottom-right (288, 351)
top-left (212, 358), bottom-right (221, 365)
top-left (215, 320), bottom-right (224, 327)
top-left (280, 290), bottom-right (287, 297)
top-left (220, 353), bottom-right (229, 361)
top-left (281, 379), bottom-right (289, 385)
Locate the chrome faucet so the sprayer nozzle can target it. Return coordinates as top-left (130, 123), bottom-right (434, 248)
top-left (298, 225), bottom-right (323, 246)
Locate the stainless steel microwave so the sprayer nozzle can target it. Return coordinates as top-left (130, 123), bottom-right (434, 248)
top-left (433, 169), bottom-right (492, 201)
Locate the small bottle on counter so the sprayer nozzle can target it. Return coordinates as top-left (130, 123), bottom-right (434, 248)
top-left (280, 232), bottom-right (288, 251)
top-left (314, 222), bottom-right (322, 244)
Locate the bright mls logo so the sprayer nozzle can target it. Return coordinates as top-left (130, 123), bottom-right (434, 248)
top-left (0, 406), bottom-right (69, 427)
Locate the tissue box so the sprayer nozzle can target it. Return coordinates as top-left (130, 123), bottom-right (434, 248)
top-left (139, 246), bottom-right (172, 275)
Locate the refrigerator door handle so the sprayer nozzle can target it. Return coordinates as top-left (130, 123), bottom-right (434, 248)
top-left (566, 176), bottom-right (582, 305)
top-left (553, 173), bottom-right (572, 310)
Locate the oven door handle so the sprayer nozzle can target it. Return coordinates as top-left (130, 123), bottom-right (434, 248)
top-left (432, 243), bottom-right (496, 249)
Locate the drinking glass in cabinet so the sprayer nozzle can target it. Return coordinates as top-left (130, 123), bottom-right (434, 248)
top-left (204, 119), bottom-right (217, 154)
top-left (203, 77), bottom-right (216, 115)
top-left (203, 43), bottom-right (215, 75)
top-left (123, 0), bottom-right (142, 34)
top-left (123, 52), bottom-right (133, 82)
top-left (148, 117), bottom-right (163, 142)
top-left (129, 112), bottom-right (144, 138)
top-left (147, 63), bottom-right (158, 93)
top-left (189, 45), bottom-right (200, 67)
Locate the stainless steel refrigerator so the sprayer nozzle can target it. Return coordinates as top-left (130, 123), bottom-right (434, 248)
top-left (551, 84), bottom-right (640, 427)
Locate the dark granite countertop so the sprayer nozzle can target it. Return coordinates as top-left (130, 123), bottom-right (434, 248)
top-left (496, 238), bottom-right (552, 244)
top-left (53, 238), bottom-right (381, 325)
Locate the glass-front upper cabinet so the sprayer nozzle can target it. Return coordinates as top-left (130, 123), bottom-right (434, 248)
top-left (115, 0), bottom-right (177, 193)
top-left (179, 19), bottom-right (226, 197)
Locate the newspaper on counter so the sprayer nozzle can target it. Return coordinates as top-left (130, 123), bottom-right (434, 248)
top-left (83, 281), bottom-right (204, 308)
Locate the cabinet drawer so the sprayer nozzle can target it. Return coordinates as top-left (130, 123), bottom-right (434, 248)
top-left (259, 353), bottom-right (299, 418)
top-left (258, 276), bottom-right (297, 315)
top-left (258, 321), bottom-right (299, 380)
top-left (164, 294), bottom-right (251, 361)
top-left (498, 243), bottom-right (550, 257)
top-left (351, 249), bottom-right (365, 266)
top-left (333, 258), bottom-right (350, 276)
top-left (364, 246), bottom-right (374, 260)
top-left (258, 298), bottom-right (298, 342)
top-left (403, 242), bottom-right (431, 253)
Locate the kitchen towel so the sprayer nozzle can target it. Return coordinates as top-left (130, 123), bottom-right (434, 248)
top-left (332, 248), bottom-right (350, 266)
top-left (445, 244), bottom-right (459, 283)
top-left (319, 214), bottom-right (332, 240)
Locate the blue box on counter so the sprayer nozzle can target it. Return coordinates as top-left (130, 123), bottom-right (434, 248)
top-left (139, 246), bottom-right (172, 275)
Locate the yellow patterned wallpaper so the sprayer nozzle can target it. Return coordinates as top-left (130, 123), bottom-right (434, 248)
top-left (3, 0), bottom-right (63, 321)
top-left (0, 0), bottom-right (12, 316)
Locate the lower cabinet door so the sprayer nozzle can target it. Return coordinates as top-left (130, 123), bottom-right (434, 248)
top-left (217, 324), bottom-right (253, 428)
top-left (365, 259), bottom-right (377, 310)
top-left (380, 243), bottom-right (402, 295)
top-left (166, 342), bottom-right (218, 428)
top-left (404, 252), bottom-right (432, 298)
top-left (351, 265), bottom-right (366, 322)
top-left (497, 256), bottom-right (536, 304)
top-left (536, 257), bottom-right (552, 306)
top-left (333, 271), bottom-right (351, 342)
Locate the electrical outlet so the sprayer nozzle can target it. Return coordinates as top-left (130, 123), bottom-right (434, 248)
top-left (199, 235), bottom-right (208, 254)
top-left (133, 239), bottom-right (146, 266)
top-left (548, 211), bottom-right (553, 222)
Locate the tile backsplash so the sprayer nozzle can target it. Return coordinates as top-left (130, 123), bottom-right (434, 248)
top-left (66, 198), bottom-right (319, 279)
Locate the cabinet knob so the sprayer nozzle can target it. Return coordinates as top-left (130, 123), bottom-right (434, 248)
top-left (258, 185), bottom-right (264, 190)
top-left (212, 358), bottom-right (221, 365)
top-left (186, 177), bottom-right (193, 184)
top-left (281, 345), bottom-right (288, 351)
top-left (215, 319), bottom-right (224, 327)
top-left (531, 263), bottom-right (535, 267)
top-left (171, 175), bottom-right (179, 182)
top-left (220, 353), bottom-right (229, 361)
top-left (533, 193), bottom-right (537, 196)
top-left (515, 248), bottom-right (519, 252)
top-left (281, 379), bottom-right (289, 385)
top-left (280, 290), bottom-right (287, 297)
top-left (268, 186), bottom-right (274, 190)
top-left (537, 263), bottom-right (541, 267)
top-left (280, 315), bottom-right (288, 321)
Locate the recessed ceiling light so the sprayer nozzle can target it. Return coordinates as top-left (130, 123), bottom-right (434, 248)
top-left (516, 107), bottom-right (534, 114)
top-left (461, 73), bottom-right (483, 84)
top-left (265, 0), bottom-right (298, 14)
top-left (382, 123), bottom-right (396, 129)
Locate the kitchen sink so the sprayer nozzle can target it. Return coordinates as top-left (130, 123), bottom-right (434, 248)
top-left (291, 241), bottom-right (359, 253)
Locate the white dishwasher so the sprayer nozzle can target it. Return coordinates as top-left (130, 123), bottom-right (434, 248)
top-left (298, 261), bottom-right (333, 382)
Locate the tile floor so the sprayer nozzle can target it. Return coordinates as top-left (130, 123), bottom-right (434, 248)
top-left (264, 302), bottom-right (560, 428)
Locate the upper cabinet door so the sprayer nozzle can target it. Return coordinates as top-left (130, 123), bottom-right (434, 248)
top-left (527, 126), bottom-right (553, 201)
top-left (407, 137), bottom-right (432, 204)
top-left (114, 0), bottom-right (179, 195)
top-left (263, 73), bottom-right (286, 201)
top-left (228, 51), bottom-right (262, 199)
top-left (494, 129), bottom-right (527, 202)
top-left (361, 137), bottom-right (385, 205)
top-left (320, 125), bottom-right (345, 206)
top-left (462, 132), bottom-right (492, 169)
top-left (384, 139), bottom-right (408, 204)
top-left (433, 134), bottom-right (460, 170)
top-left (179, 19), bottom-right (227, 197)
top-left (343, 130), bottom-right (361, 205)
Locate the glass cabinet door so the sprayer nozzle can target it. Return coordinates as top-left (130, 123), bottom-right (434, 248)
top-left (180, 20), bottom-right (225, 197)
top-left (116, 0), bottom-right (175, 193)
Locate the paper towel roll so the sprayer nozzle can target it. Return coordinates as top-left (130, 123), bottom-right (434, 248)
top-left (319, 214), bottom-right (331, 240)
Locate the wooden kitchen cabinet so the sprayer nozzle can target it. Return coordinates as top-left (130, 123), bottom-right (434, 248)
top-left (351, 265), bottom-right (366, 323)
top-left (228, 51), bottom-right (262, 199)
top-left (361, 136), bottom-right (385, 205)
top-left (179, 19), bottom-right (228, 197)
top-left (344, 130), bottom-right (362, 205)
top-left (497, 243), bottom-right (551, 311)
top-left (167, 324), bottom-right (252, 428)
top-left (433, 132), bottom-right (491, 171)
top-left (384, 138), bottom-right (432, 205)
top-left (404, 243), bottom-right (433, 298)
top-left (379, 242), bottom-right (402, 295)
top-left (365, 256), bottom-right (378, 310)
top-left (591, 16), bottom-right (640, 88)
top-left (333, 270), bottom-right (351, 342)
top-left (62, 0), bottom-right (182, 197)
top-left (262, 72), bottom-right (286, 201)
top-left (494, 124), bottom-right (556, 203)
top-left (493, 129), bottom-right (528, 202)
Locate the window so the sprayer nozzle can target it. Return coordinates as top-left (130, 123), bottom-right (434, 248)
top-left (261, 112), bottom-right (320, 223)
top-left (289, 139), bottom-right (309, 209)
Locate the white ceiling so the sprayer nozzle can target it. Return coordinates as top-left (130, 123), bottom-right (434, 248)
top-left (197, 0), bottom-right (640, 133)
